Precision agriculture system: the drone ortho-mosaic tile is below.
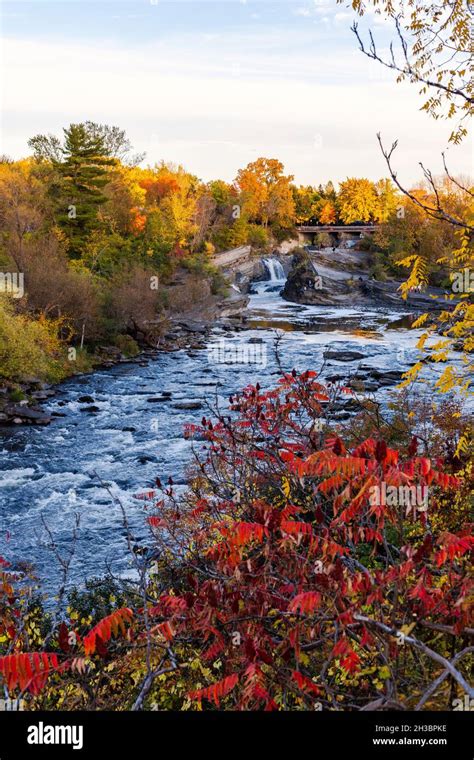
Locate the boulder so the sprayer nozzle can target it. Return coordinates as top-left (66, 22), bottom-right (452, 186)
top-left (281, 250), bottom-right (352, 305)
top-left (173, 401), bottom-right (203, 410)
top-left (323, 350), bottom-right (365, 362)
top-left (4, 405), bottom-right (51, 425)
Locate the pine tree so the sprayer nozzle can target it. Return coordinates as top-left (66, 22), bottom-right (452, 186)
top-left (56, 123), bottom-right (114, 257)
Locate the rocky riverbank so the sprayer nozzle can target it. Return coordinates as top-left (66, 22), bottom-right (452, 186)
top-left (0, 269), bottom-right (249, 427)
top-left (281, 248), bottom-right (458, 310)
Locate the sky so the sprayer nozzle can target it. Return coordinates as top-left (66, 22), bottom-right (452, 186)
top-left (0, 0), bottom-right (472, 187)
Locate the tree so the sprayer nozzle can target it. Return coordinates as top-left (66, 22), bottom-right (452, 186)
top-left (292, 185), bottom-right (322, 224)
top-left (374, 188), bottom-right (461, 286)
top-left (0, 294), bottom-right (67, 382)
top-left (29, 121), bottom-right (145, 166)
top-left (0, 159), bottom-right (48, 268)
top-left (322, 180), bottom-right (337, 202)
top-left (81, 122), bottom-right (145, 166)
top-left (54, 124), bottom-right (115, 257)
top-left (347, 0), bottom-right (472, 144)
top-left (318, 200), bottom-right (337, 225)
top-left (235, 157), bottom-right (295, 229)
top-left (348, 1), bottom-right (473, 398)
top-left (337, 178), bottom-right (378, 223)
top-left (27, 134), bottom-right (63, 163)
top-left (374, 178), bottom-right (399, 223)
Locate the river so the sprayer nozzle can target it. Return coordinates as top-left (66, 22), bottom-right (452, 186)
top-left (0, 264), bottom-right (429, 589)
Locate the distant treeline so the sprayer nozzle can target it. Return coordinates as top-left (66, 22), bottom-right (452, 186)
top-left (0, 121), bottom-right (469, 383)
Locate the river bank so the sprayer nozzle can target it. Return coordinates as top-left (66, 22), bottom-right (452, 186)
top-left (0, 266), bottom-right (249, 427)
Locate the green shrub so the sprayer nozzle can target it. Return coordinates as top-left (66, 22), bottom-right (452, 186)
top-left (247, 224), bottom-right (269, 248)
top-left (8, 388), bottom-right (26, 402)
top-left (114, 334), bottom-right (140, 357)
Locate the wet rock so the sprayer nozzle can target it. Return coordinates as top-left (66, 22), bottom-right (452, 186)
top-left (367, 369), bottom-right (404, 383)
top-left (173, 401), bottom-right (203, 410)
top-left (323, 350), bottom-right (365, 362)
top-left (31, 390), bottom-right (56, 400)
top-left (78, 395), bottom-right (95, 403)
top-left (325, 374), bottom-right (348, 383)
top-left (4, 405), bottom-right (51, 425)
top-left (147, 397), bottom-right (169, 403)
top-left (80, 405), bottom-right (100, 413)
top-left (137, 455), bottom-right (156, 464)
top-left (176, 320), bottom-right (208, 334)
top-left (333, 412), bottom-right (351, 421)
top-left (340, 398), bottom-right (361, 409)
top-left (365, 383), bottom-right (380, 392)
top-left (122, 426), bottom-right (137, 432)
top-left (361, 279), bottom-right (456, 310)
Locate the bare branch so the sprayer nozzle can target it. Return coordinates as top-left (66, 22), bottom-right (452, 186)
top-left (377, 133), bottom-right (473, 231)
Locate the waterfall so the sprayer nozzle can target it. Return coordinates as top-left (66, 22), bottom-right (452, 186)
top-left (263, 258), bottom-right (285, 282)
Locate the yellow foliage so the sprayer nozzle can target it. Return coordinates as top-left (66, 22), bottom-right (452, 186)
top-left (0, 295), bottom-right (68, 382)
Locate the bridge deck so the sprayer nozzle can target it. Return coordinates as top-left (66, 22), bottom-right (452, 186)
top-left (297, 225), bottom-right (378, 233)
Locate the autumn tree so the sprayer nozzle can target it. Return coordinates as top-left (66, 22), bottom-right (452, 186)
top-left (292, 185), bottom-right (322, 224)
top-left (347, 0), bottom-right (473, 399)
top-left (318, 180), bottom-right (337, 202)
top-left (235, 157), bottom-right (295, 230)
top-left (374, 178), bottom-right (399, 223)
top-left (337, 178), bottom-right (378, 223)
top-left (0, 159), bottom-right (50, 269)
top-left (375, 182), bottom-right (467, 285)
top-left (347, 0), bottom-right (472, 144)
top-left (318, 200), bottom-right (337, 225)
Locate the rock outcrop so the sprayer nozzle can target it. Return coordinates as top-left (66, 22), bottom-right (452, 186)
top-left (281, 250), bottom-right (356, 305)
top-left (281, 248), bottom-right (459, 310)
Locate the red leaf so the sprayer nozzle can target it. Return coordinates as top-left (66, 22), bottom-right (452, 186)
top-left (289, 592), bottom-right (321, 614)
top-left (189, 673), bottom-right (239, 705)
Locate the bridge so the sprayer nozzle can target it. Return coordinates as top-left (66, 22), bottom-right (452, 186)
top-left (296, 225), bottom-right (379, 245)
